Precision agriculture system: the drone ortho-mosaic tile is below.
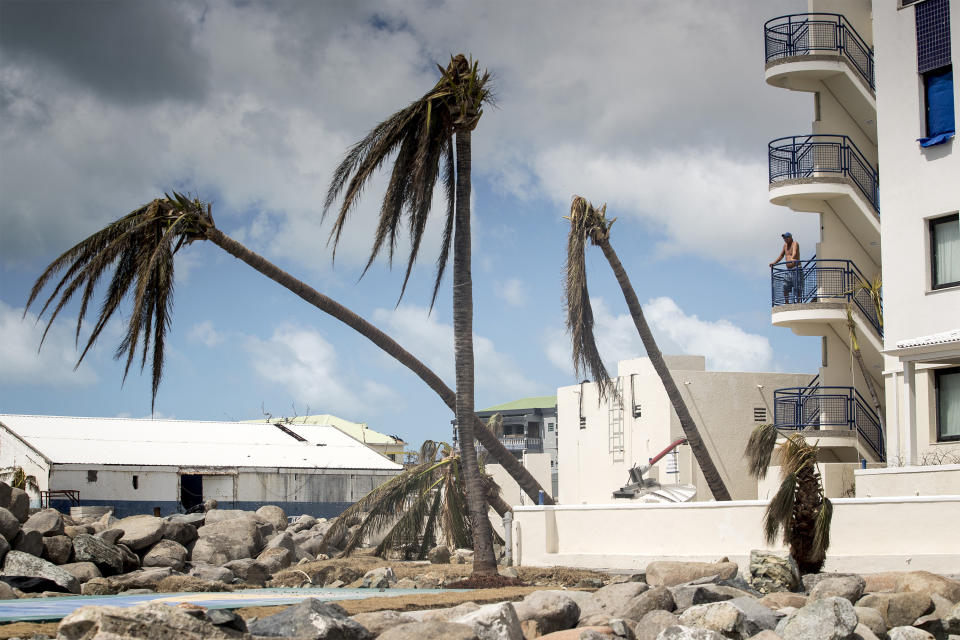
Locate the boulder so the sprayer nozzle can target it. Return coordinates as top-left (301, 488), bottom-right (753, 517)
top-left (160, 520), bottom-right (198, 547)
top-left (857, 592), bottom-right (935, 628)
top-left (41, 535), bottom-right (73, 565)
top-left (513, 590), bottom-right (581, 635)
top-left (265, 530), bottom-right (296, 552)
top-left (58, 601), bottom-right (240, 639)
top-left (206, 608), bottom-right (247, 633)
top-left (583, 586), bottom-right (675, 626)
top-left (677, 601), bottom-right (744, 638)
top-left (12, 529), bottom-right (43, 556)
top-left (808, 575), bottom-right (866, 603)
top-left (428, 545), bottom-right (451, 564)
top-left (0, 550), bottom-right (80, 593)
top-left (758, 592), bottom-right (807, 610)
top-left (288, 515), bottom-right (317, 533)
top-left (142, 539), bottom-right (188, 571)
top-left (110, 566), bottom-right (177, 590)
top-left (117, 542), bottom-right (141, 572)
top-left (58, 561), bottom-right (102, 584)
top-left (72, 533), bottom-right (124, 576)
top-left (776, 596), bottom-right (858, 640)
top-left (256, 547), bottom-right (293, 574)
top-left (96, 528), bottom-right (125, 545)
top-left (852, 623), bottom-right (883, 640)
top-left (350, 610), bottom-right (417, 635)
top-left (410, 602), bottom-right (481, 621)
top-left (21, 508), bottom-right (65, 537)
top-left (293, 531), bottom-right (326, 557)
top-left (853, 606), bottom-right (888, 639)
top-left (589, 582), bottom-right (652, 616)
top-left (749, 550), bottom-right (801, 594)
top-left (452, 602), bottom-right (523, 640)
top-left (0, 482), bottom-right (11, 510)
top-left (116, 515), bottom-right (166, 550)
top-left (222, 558), bottom-right (269, 585)
top-left (656, 626), bottom-right (725, 639)
top-left (155, 574), bottom-right (232, 593)
top-left (362, 566), bottom-right (397, 589)
top-left (7, 488), bottom-right (29, 523)
top-left (247, 597), bottom-right (373, 639)
top-left (377, 620), bottom-right (478, 640)
top-left (64, 524), bottom-right (94, 539)
top-left (256, 505), bottom-right (288, 530)
top-left (646, 561), bottom-right (739, 588)
top-left (0, 579), bottom-right (16, 600)
top-left (887, 628), bottom-right (935, 640)
top-left (166, 512), bottom-right (206, 528)
top-left (801, 572), bottom-right (862, 594)
top-left (192, 517), bottom-right (263, 565)
top-left (669, 584), bottom-right (755, 612)
top-left (81, 577), bottom-right (118, 595)
top-left (203, 509), bottom-right (259, 525)
top-left (727, 597), bottom-right (781, 637)
top-left (188, 563), bottom-right (235, 584)
top-left (633, 610), bottom-right (678, 640)
top-left (0, 535), bottom-right (8, 566)
top-left (897, 571), bottom-right (960, 603)
top-left (0, 507), bottom-right (20, 542)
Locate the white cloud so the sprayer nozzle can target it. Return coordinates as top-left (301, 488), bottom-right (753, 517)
top-left (373, 304), bottom-right (539, 399)
top-left (544, 296), bottom-right (772, 375)
top-left (494, 278), bottom-right (526, 307)
top-left (0, 300), bottom-right (98, 386)
top-left (188, 321), bottom-right (224, 347)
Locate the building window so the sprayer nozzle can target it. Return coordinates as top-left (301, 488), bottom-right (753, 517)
top-left (547, 423), bottom-right (554, 432)
top-left (132, 475), bottom-right (139, 490)
top-left (86, 470), bottom-right (97, 483)
top-left (916, 0), bottom-right (955, 146)
top-left (931, 213), bottom-right (960, 288)
top-left (936, 367), bottom-right (960, 441)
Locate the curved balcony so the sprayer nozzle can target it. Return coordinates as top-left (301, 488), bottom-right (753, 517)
top-left (764, 14), bottom-right (876, 139)
top-left (774, 385), bottom-right (884, 461)
top-left (477, 436), bottom-right (543, 457)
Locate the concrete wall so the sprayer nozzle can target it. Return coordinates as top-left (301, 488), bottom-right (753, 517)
top-left (487, 453), bottom-right (553, 507)
top-left (0, 428), bottom-right (50, 506)
top-left (557, 357), bottom-right (810, 504)
top-left (855, 463), bottom-right (960, 497)
top-left (512, 496), bottom-right (960, 573)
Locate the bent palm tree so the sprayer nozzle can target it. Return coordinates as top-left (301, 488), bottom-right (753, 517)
top-left (845, 275), bottom-right (884, 430)
top-left (745, 424), bottom-right (832, 573)
top-left (321, 440), bottom-right (509, 559)
top-left (25, 193), bottom-right (552, 503)
top-left (564, 196), bottom-right (732, 501)
top-left (323, 54), bottom-right (497, 574)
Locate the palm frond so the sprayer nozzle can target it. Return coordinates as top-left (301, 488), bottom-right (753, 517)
top-left (845, 305), bottom-right (861, 352)
top-left (764, 471), bottom-right (796, 545)
top-left (812, 497), bottom-right (833, 560)
top-left (372, 474), bottom-right (444, 557)
top-left (415, 489), bottom-right (444, 559)
top-left (441, 457), bottom-right (473, 550)
top-left (745, 423), bottom-right (779, 479)
top-left (777, 434), bottom-right (817, 477)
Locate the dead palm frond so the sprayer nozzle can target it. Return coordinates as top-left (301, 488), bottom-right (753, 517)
top-left (0, 466), bottom-right (40, 493)
top-left (24, 192), bottom-right (212, 411)
top-left (745, 423), bottom-right (779, 479)
top-left (323, 54), bottom-right (492, 307)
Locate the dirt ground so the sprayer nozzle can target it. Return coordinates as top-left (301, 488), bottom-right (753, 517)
top-left (0, 560), bottom-right (609, 639)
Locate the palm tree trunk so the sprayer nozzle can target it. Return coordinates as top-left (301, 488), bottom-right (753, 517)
top-left (595, 237), bottom-right (732, 501)
top-left (790, 464), bottom-right (825, 573)
top-left (453, 130), bottom-right (498, 575)
top-left (852, 347), bottom-right (884, 432)
top-left (204, 227), bottom-right (553, 506)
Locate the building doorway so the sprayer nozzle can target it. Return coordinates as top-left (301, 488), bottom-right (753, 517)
top-left (180, 474), bottom-right (203, 512)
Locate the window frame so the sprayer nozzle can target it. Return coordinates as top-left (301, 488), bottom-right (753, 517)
top-left (935, 366), bottom-right (960, 442)
top-left (930, 212), bottom-right (960, 290)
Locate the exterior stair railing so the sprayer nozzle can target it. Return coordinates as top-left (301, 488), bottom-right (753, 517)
top-left (774, 385), bottom-right (884, 461)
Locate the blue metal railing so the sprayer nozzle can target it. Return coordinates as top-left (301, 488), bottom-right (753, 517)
top-left (769, 134), bottom-right (880, 213)
top-left (771, 258), bottom-right (882, 336)
top-left (774, 385), bottom-right (884, 461)
top-left (764, 13), bottom-right (875, 90)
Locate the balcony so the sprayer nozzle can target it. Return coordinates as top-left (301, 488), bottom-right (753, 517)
top-left (764, 13), bottom-right (876, 140)
top-left (478, 436), bottom-right (543, 456)
top-left (774, 385), bottom-right (884, 461)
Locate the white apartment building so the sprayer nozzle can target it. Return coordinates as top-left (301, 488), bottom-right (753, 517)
top-left (763, 0), bottom-right (959, 492)
top-left (557, 356), bottom-right (810, 504)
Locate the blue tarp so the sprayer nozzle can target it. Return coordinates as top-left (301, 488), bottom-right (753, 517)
top-left (919, 68), bottom-right (955, 147)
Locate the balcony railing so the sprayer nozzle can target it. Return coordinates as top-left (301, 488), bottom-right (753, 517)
top-left (764, 13), bottom-right (875, 90)
top-left (477, 436), bottom-right (543, 454)
top-left (774, 385), bottom-right (884, 461)
top-left (769, 134), bottom-right (879, 213)
top-left (771, 258), bottom-right (882, 336)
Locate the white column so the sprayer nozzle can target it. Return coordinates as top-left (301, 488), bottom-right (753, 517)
top-left (889, 370), bottom-right (900, 467)
top-left (902, 360), bottom-right (917, 466)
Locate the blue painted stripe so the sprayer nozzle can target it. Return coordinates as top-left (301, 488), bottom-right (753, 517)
top-left (49, 499), bottom-right (354, 519)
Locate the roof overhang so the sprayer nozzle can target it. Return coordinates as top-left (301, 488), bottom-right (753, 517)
top-left (884, 329), bottom-right (960, 363)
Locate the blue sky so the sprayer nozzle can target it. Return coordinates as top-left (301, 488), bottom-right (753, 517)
top-left (0, 0), bottom-right (819, 448)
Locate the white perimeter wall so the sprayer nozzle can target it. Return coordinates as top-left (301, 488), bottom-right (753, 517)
top-left (512, 496), bottom-right (960, 573)
top-left (855, 464), bottom-right (960, 497)
top-left (487, 453), bottom-right (552, 507)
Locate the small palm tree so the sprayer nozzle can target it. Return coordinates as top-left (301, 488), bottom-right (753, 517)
top-left (25, 193), bottom-right (552, 505)
top-left (0, 467), bottom-right (39, 494)
top-left (324, 54), bottom-right (498, 574)
top-left (745, 424), bottom-right (833, 574)
top-left (320, 441), bottom-right (508, 560)
top-left (564, 195), bottom-right (732, 501)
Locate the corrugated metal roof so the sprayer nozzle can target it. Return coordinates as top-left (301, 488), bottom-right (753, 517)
top-left (244, 414), bottom-right (405, 446)
top-left (0, 415), bottom-right (403, 470)
top-left (479, 396), bottom-right (557, 412)
top-left (896, 328), bottom-right (960, 349)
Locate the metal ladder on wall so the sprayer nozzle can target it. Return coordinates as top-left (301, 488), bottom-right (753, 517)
top-left (608, 377), bottom-right (625, 462)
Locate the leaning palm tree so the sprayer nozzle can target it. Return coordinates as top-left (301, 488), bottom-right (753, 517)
top-left (745, 424), bottom-right (833, 574)
top-left (323, 54), bottom-right (497, 574)
top-left (25, 193), bottom-right (552, 506)
top-left (845, 275), bottom-right (884, 428)
top-left (320, 441), bottom-right (509, 560)
top-left (564, 195), bottom-right (732, 501)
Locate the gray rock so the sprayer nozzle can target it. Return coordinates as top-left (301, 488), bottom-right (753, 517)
top-left (377, 620), bottom-right (478, 640)
top-left (166, 512), bottom-right (206, 527)
top-left (222, 558), bottom-right (269, 585)
top-left (72, 533), bottom-right (124, 576)
top-left (750, 550), bottom-right (801, 594)
top-left (589, 582), bottom-right (652, 617)
top-left (809, 575), bottom-right (866, 603)
top-left (142, 539), bottom-right (188, 571)
top-left (41, 535), bottom-right (73, 565)
top-left (581, 631), bottom-right (613, 640)
top-left (21, 508), bottom-right (65, 537)
top-left (801, 572), bottom-right (861, 594)
top-left (610, 618), bottom-right (637, 639)
top-left (897, 571), bottom-right (960, 604)
top-left (362, 566), bottom-right (397, 589)
top-left (58, 601), bottom-right (239, 639)
top-left (452, 602), bottom-right (523, 640)
top-left (81, 576), bottom-right (119, 595)
top-left (501, 566), bottom-right (519, 579)
top-left (110, 566), bottom-right (177, 590)
top-left (0, 482), bottom-right (11, 510)
top-left (887, 627), bottom-right (934, 640)
top-left (206, 607), bottom-right (248, 632)
top-left (350, 610), bottom-right (416, 635)
top-left (634, 610), bottom-right (679, 640)
top-left (776, 596), bottom-right (858, 640)
top-left (187, 563), bottom-right (235, 583)
top-left (256, 505), bottom-right (288, 531)
top-left (409, 602), bottom-right (482, 622)
top-left (288, 514), bottom-right (318, 533)
top-left (192, 517), bottom-right (263, 565)
top-left (96, 528), bottom-right (125, 545)
top-left (646, 561), bottom-right (739, 588)
top-left (0, 507), bottom-right (20, 542)
top-left (12, 529), bottom-right (43, 556)
top-left (0, 550), bottom-right (80, 593)
top-left (247, 597), bottom-right (373, 639)
top-left (58, 561), bottom-right (102, 584)
top-left (116, 542), bottom-right (141, 573)
top-left (678, 602), bottom-right (744, 637)
top-left (294, 531), bottom-right (327, 557)
top-left (428, 545), bottom-right (451, 564)
top-left (656, 625), bottom-right (725, 639)
top-left (256, 547), bottom-right (293, 574)
top-left (669, 584), bottom-right (755, 612)
top-left (727, 596), bottom-right (780, 637)
top-left (513, 590), bottom-right (580, 634)
top-left (160, 520), bottom-right (198, 547)
top-left (63, 524), bottom-right (94, 539)
top-left (852, 622), bottom-right (882, 640)
top-left (0, 579), bottom-right (16, 600)
top-left (857, 592), bottom-right (935, 628)
top-left (853, 606), bottom-right (888, 639)
top-left (265, 530), bottom-right (296, 552)
top-left (584, 586), bottom-right (676, 626)
top-left (759, 592), bottom-right (807, 610)
top-left (203, 509), bottom-right (259, 525)
top-left (116, 515), bottom-right (166, 550)
top-left (0, 534), bottom-right (8, 566)
top-left (7, 488), bottom-right (29, 523)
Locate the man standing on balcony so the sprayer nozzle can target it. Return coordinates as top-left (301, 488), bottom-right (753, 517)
top-left (770, 232), bottom-right (801, 303)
